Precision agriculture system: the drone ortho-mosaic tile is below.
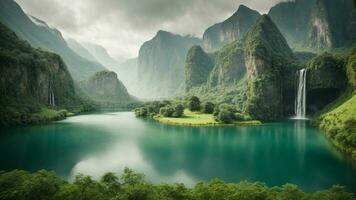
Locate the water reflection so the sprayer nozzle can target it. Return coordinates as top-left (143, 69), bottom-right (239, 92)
top-left (0, 113), bottom-right (355, 192)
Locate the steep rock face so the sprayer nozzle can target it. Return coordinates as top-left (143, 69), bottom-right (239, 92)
top-left (308, 0), bottom-right (333, 49)
top-left (306, 53), bottom-right (347, 113)
top-left (269, 0), bottom-right (356, 50)
top-left (0, 22), bottom-right (80, 106)
top-left (0, 0), bottom-right (106, 80)
top-left (208, 42), bottom-right (246, 87)
top-left (185, 46), bottom-right (214, 91)
top-left (243, 15), bottom-right (296, 120)
top-left (268, 0), bottom-right (316, 46)
top-left (202, 5), bottom-right (260, 52)
top-left (308, 0), bottom-right (355, 49)
top-left (80, 71), bottom-right (133, 104)
top-left (137, 30), bottom-right (201, 98)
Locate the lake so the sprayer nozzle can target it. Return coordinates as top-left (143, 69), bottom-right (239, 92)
top-left (0, 112), bottom-right (355, 192)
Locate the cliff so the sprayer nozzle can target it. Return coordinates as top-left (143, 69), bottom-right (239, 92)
top-left (185, 46), bottom-right (214, 91)
top-left (268, 0), bottom-right (356, 50)
top-left (202, 5), bottom-right (260, 52)
top-left (243, 15), bottom-right (296, 120)
top-left (137, 30), bottom-right (201, 98)
top-left (79, 71), bottom-right (134, 105)
top-left (0, 23), bottom-right (85, 126)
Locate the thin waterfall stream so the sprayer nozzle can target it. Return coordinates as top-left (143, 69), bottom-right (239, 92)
top-left (295, 69), bottom-right (307, 119)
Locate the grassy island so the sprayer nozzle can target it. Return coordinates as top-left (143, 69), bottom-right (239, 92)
top-left (155, 109), bottom-right (261, 126)
top-left (134, 96), bottom-right (262, 127)
top-left (155, 109), bottom-right (218, 126)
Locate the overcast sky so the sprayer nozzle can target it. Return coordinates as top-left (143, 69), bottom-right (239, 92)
top-left (15, 0), bottom-right (284, 59)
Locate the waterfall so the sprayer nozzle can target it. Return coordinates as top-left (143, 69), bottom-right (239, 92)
top-left (51, 91), bottom-right (55, 106)
top-left (48, 84), bottom-right (55, 107)
top-left (295, 69), bottom-right (307, 119)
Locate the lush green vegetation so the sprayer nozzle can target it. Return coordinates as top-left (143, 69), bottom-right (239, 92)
top-left (0, 22), bottom-right (102, 126)
top-left (317, 94), bottom-right (356, 158)
top-left (135, 96), bottom-right (260, 126)
top-left (312, 49), bottom-right (356, 159)
top-left (0, 169), bottom-right (354, 200)
top-left (156, 109), bottom-right (219, 126)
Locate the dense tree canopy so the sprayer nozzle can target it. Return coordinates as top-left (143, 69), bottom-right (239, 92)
top-left (0, 169), bottom-right (354, 200)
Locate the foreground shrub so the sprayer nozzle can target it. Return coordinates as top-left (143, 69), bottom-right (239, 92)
top-left (0, 169), bottom-right (354, 200)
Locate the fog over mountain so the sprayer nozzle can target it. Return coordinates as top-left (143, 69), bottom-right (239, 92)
top-left (14, 0), bottom-right (284, 59)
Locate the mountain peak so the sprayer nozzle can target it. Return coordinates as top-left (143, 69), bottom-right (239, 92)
top-left (156, 30), bottom-right (173, 36)
top-left (244, 14), bottom-right (294, 59)
top-left (202, 4), bottom-right (260, 51)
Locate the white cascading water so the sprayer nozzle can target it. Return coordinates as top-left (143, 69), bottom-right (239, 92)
top-left (295, 69), bottom-right (307, 119)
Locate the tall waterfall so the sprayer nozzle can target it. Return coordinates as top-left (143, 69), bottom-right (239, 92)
top-left (295, 69), bottom-right (307, 119)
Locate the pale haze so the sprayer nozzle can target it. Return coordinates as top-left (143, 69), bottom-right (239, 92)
top-left (15, 0), bottom-right (284, 59)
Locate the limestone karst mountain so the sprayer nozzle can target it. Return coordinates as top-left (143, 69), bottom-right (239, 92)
top-left (137, 30), bottom-right (201, 98)
top-left (202, 5), bottom-right (261, 52)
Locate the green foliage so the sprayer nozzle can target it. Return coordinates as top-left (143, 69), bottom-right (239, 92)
top-left (134, 101), bottom-right (170, 118)
top-left (185, 45), bottom-right (214, 91)
top-left (217, 109), bottom-right (235, 123)
top-left (188, 96), bottom-right (201, 111)
top-left (201, 102), bottom-right (215, 114)
top-left (159, 104), bottom-right (184, 118)
top-left (160, 105), bottom-right (175, 117)
top-left (316, 94), bottom-right (356, 158)
top-left (0, 169), bottom-right (354, 200)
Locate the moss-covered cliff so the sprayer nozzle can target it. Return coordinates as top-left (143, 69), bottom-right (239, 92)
top-left (208, 42), bottom-right (246, 88)
top-left (79, 71), bottom-right (135, 107)
top-left (185, 46), bottom-right (214, 91)
top-left (185, 15), bottom-right (299, 121)
top-left (306, 53), bottom-right (347, 113)
top-left (313, 49), bottom-right (356, 159)
top-left (0, 23), bottom-right (87, 126)
top-left (243, 15), bottom-right (297, 121)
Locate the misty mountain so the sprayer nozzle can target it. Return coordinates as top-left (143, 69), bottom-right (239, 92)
top-left (0, 0), bottom-right (106, 80)
top-left (79, 71), bottom-right (135, 105)
top-left (137, 30), bottom-right (201, 98)
top-left (66, 38), bottom-right (97, 62)
top-left (202, 5), bottom-right (261, 52)
top-left (113, 58), bottom-right (139, 96)
top-left (82, 43), bottom-right (121, 70)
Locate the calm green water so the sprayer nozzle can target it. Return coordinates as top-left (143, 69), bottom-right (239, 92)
top-left (0, 112), bottom-right (355, 191)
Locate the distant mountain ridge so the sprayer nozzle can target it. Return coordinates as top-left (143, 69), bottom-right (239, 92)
top-left (0, 0), bottom-right (106, 80)
top-left (66, 38), bottom-right (97, 62)
top-left (82, 43), bottom-right (121, 70)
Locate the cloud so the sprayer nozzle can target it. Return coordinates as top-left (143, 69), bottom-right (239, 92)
top-left (14, 0), bottom-right (283, 58)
